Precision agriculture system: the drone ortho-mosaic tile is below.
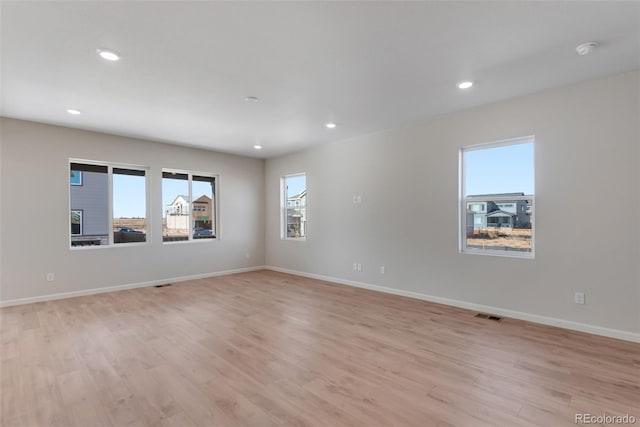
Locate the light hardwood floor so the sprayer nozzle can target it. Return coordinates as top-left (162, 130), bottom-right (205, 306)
top-left (1, 270), bottom-right (638, 426)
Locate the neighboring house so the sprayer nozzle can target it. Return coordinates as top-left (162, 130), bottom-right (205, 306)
top-left (467, 201), bottom-right (489, 230)
top-left (466, 193), bottom-right (531, 233)
top-left (70, 169), bottom-right (109, 245)
top-left (192, 195), bottom-right (213, 229)
top-left (165, 194), bottom-right (214, 232)
top-left (489, 200), bottom-right (530, 228)
top-left (165, 194), bottom-right (189, 231)
top-left (166, 194), bottom-right (189, 216)
top-left (286, 189), bottom-right (306, 237)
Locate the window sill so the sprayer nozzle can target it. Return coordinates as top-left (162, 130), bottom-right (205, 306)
top-left (460, 249), bottom-right (534, 259)
top-left (70, 242), bottom-right (149, 250)
top-left (162, 238), bottom-right (217, 245)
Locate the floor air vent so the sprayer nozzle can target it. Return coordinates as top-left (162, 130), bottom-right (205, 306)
top-left (475, 313), bottom-right (502, 322)
top-left (154, 284), bottom-right (172, 288)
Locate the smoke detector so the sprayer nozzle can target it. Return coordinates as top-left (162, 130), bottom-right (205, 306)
top-left (576, 42), bottom-right (598, 56)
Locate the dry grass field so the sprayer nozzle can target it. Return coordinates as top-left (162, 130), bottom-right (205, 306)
top-left (467, 228), bottom-right (533, 251)
top-left (113, 218), bottom-right (146, 232)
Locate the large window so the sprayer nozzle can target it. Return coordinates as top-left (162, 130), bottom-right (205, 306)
top-left (460, 137), bottom-right (534, 257)
top-left (162, 171), bottom-right (216, 242)
top-left (281, 173), bottom-right (306, 239)
top-left (70, 161), bottom-right (148, 247)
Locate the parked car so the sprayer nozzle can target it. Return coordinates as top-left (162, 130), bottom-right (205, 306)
top-left (119, 227), bottom-right (143, 233)
top-left (193, 228), bottom-right (213, 237)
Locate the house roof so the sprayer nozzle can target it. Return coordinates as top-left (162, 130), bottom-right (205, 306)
top-left (288, 189), bottom-right (307, 200)
top-left (168, 195), bottom-right (189, 206)
top-left (486, 210), bottom-right (517, 218)
top-left (193, 195), bottom-right (212, 204)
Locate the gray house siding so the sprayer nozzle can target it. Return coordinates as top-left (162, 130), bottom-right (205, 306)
top-left (70, 171), bottom-right (109, 236)
top-left (467, 197), bottom-right (531, 232)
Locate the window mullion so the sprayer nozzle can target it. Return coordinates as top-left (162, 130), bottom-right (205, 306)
top-left (108, 165), bottom-right (114, 246)
top-left (188, 174), bottom-right (193, 240)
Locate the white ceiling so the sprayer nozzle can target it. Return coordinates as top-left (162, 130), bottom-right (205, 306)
top-left (1, 2), bottom-right (639, 158)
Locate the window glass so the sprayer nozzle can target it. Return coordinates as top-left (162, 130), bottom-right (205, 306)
top-left (464, 142), bottom-right (534, 197)
top-left (113, 168), bottom-right (147, 244)
top-left (461, 139), bottom-right (534, 257)
top-left (71, 210), bottom-right (82, 235)
top-left (283, 174), bottom-right (306, 239)
top-left (69, 163), bottom-right (108, 247)
top-left (162, 172), bottom-right (189, 242)
top-left (192, 175), bottom-right (215, 239)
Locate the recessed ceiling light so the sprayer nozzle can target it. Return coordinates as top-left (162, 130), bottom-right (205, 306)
top-left (67, 109), bottom-right (81, 115)
top-left (96, 48), bottom-right (121, 61)
top-left (458, 81), bottom-right (473, 89)
top-left (253, 144), bottom-right (263, 150)
top-left (576, 41), bottom-right (598, 56)
top-left (245, 96), bottom-right (259, 102)
top-left (325, 122), bottom-right (337, 129)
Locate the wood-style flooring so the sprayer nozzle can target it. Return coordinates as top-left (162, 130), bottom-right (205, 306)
top-left (1, 270), bottom-right (638, 426)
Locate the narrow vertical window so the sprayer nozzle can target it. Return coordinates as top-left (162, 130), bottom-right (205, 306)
top-left (70, 210), bottom-right (83, 236)
top-left (113, 168), bottom-right (147, 244)
top-left (192, 175), bottom-right (215, 239)
top-left (282, 174), bottom-right (307, 239)
top-left (162, 172), bottom-right (189, 242)
top-left (69, 163), bottom-right (108, 246)
top-left (460, 137), bottom-right (534, 257)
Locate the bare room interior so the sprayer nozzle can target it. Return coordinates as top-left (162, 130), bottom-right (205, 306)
top-left (0, 2), bottom-right (638, 427)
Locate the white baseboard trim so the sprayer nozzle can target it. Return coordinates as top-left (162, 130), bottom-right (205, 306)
top-left (0, 266), bottom-right (267, 308)
top-left (265, 266), bottom-right (640, 344)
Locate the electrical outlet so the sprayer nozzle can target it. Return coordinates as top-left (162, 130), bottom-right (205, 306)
top-left (379, 266), bottom-right (385, 274)
top-left (245, 252), bottom-right (251, 259)
top-left (357, 263), bottom-right (362, 272)
top-left (46, 273), bottom-right (55, 282)
top-left (574, 292), bottom-right (585, 305)
top-left (353, 262), bottom-right (358, 271)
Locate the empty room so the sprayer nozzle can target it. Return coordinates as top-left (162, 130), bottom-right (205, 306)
top-left (1, 1), bottom-right (639, 426)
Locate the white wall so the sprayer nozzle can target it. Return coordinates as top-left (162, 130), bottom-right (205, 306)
top-left (266, 70), bottom-right (640, 339)
top-left (0, 118), bottom-right (265, 303)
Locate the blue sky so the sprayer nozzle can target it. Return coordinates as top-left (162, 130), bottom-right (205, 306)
top-left (465, 141), bottom-right (534, 196)
top-left (113, 174), bottom-right (146, 218)
top-left (113, 176), bottom-right (213, 218)
top-left (286, 175), bottom-right (306, 198)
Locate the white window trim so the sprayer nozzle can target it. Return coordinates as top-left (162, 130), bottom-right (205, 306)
top-left (281, 172), bottom-right (307, 241)
top-left (69, 159), bottom-right (150, 250)
top-left (459, 136), bottom-right (535, 259)
top-left (162, 168), bottom-right (219, 244)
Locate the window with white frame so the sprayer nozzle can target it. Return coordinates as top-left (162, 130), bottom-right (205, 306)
top-left (281, 173), bottom-right (306, 239)
top-left (162, 171), bottom-right (216, 242)
top-left (69, 161), bottom-right (148, 247)
top-left (460, 137), bottom-right (534, 257)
